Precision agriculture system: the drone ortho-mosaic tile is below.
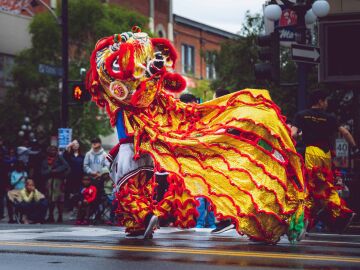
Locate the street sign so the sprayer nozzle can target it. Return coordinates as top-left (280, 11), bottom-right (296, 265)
top-left (38, 64), bottom-right (63, 77)
top-left (336, 138), bottom-right (349, 158)
top-left (278, 26), bottom-right (296, 42)
top-left (291, 44), bottom-right (320, 64)
top-left (58, 128), bottom-right (72, 149)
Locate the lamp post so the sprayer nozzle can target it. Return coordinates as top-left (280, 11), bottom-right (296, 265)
top-left (18, 117), bottom-right (35, 140)
top-left (61, 0), bottom-right (69, 128)
top-left (264, 0), bottom-right (330, 111)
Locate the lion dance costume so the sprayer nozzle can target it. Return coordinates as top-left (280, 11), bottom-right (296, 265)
top-left (86, 27), bottom-right (306, 243)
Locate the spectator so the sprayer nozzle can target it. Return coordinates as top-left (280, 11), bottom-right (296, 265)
top-left (179, 93), bottom-right (198, 104)
top-left (213, 88), bottom-right (230, 99)
top-left (0, 150), bottom-right (6, 220)
top-left (41, 146), bottom-right (70, 223)
top-left (76, 175), bottom-right (97, 225)
top-left (17, 139), bottom-right (40, 168)
top-left (63, 140), bottom-right (84, 210)
top-left (6, 161), bottom-right (27, 223)
top-left (4, 146), bottom-right (17, 172)
top-left (83, 138), bottom-right (109, 180)
top-left (0, 136), bottom-right (7, 156)
top-left (10, 161), bottom-right (27, 190)
top-left (27, 139), bottom-right (43, 192)
top-left (17, 179), bottom-right (47, 224)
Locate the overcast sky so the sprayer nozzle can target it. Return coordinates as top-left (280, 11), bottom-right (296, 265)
top-left (173, 0), bottom-right (266, 34)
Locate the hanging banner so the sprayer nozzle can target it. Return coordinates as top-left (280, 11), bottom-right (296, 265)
top-left (275, 6), bottom-right (297, 45)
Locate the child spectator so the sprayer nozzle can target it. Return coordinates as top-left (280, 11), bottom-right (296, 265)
top-left (18, 179), bottom-right (47, 224)
top-left (76, 176), bottom-right (97, 225)
top-left (7, 161), bottom-right (27, 223)
top-left (100, 167), bottom-right (116, 225)
top-left (10, 161), bottom-right (27, 190)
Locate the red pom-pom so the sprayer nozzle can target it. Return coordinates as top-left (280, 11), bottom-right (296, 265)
top-left (162, 72), bottom-right (186, 93)
top-left (105, 43), bottom-right (135, 80)
top-left (132, 26), bottom-right (142, 33)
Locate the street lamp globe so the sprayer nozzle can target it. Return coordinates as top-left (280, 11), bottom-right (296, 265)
top-left (264, 4), bottom-right (282, 21)
top-left (24, 116), bottom-right (30, 123)
top-left (312, 0), bottom-right (330, 18)
top-left (305, 9), bottom-right (317, 25)
top-left (21, 124), bottom-right (27, 131)
top-left (18, 130), bottom-right (25, 137)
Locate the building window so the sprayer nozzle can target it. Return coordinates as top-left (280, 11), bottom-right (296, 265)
top-left (181, 44), bottom-right (195, 75)
top-left (0, 54), bottom-right (15, 87)
top-left (206, 51), bottom-right (217, 80)
top-left (155, 24), bottom-right (166, 38)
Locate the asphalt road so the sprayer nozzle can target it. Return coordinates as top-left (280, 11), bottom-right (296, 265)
top-left (0, 224), bottom-right (359, 270)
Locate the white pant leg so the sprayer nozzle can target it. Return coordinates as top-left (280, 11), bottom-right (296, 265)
top-left (110, 143), bottom-right (153, 191)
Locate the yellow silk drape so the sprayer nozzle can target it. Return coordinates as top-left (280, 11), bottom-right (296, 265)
top-left (122, 89), bottom-right (306, 243)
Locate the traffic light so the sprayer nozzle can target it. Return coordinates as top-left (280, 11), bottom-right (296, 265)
top-left (69, 81), bottom-right (91, 103)
top-left (254, 31), bottom-right (280, 83)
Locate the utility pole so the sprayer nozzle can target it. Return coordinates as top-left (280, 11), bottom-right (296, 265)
top-left (293, 3), bottom-right (308, 111)
top-left (61, 0), bottom-right (68, 128)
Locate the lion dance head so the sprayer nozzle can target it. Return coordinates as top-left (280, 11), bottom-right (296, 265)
top-left (86, 26), bottom-right (186, 125)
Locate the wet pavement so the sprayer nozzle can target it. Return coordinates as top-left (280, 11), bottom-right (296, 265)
top-left (0, 224), bottom-right (359, 270)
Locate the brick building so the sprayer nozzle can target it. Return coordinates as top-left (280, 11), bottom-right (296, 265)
top-left (0, 0), bottom-right (56, 99)
top-left (173, 15), bottom-right (238, 81)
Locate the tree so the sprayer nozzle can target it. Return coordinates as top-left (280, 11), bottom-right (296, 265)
top-left (212, 12), bottom-right (299, 119)
top-left (188, 80), bottom-right (213, 102)
top-left (0, 0), bottom-right (148, 146)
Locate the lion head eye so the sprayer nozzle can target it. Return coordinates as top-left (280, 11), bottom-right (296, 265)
top-left (112, 58), bottom-right (120, 71)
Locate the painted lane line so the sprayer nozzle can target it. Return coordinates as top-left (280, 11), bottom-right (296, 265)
top-left (0, 241), bottom-right (359, 264)
top-left (302, 239), bottom-right (360, 247)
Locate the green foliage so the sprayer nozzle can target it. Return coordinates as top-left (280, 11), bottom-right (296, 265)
top-left (188, 80), bottom-right (213, 102)
top-left (211, 12), bottom-right (263, 91)
top-left (212, 12), bottom-right (300, 119)
top-left (0, 0), bottom-right (148, 146)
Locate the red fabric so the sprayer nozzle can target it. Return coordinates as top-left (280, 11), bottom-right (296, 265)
top-left (105, 43), bottom-right (135, 80)
top-left (108, 143), bottom-right (120, 159)
top-left (82, 185), bottom-right (97, 204)
top-left (120, 137), bottom-right (134, 144)
top-left (151, 38), bottom-right (178, 68)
